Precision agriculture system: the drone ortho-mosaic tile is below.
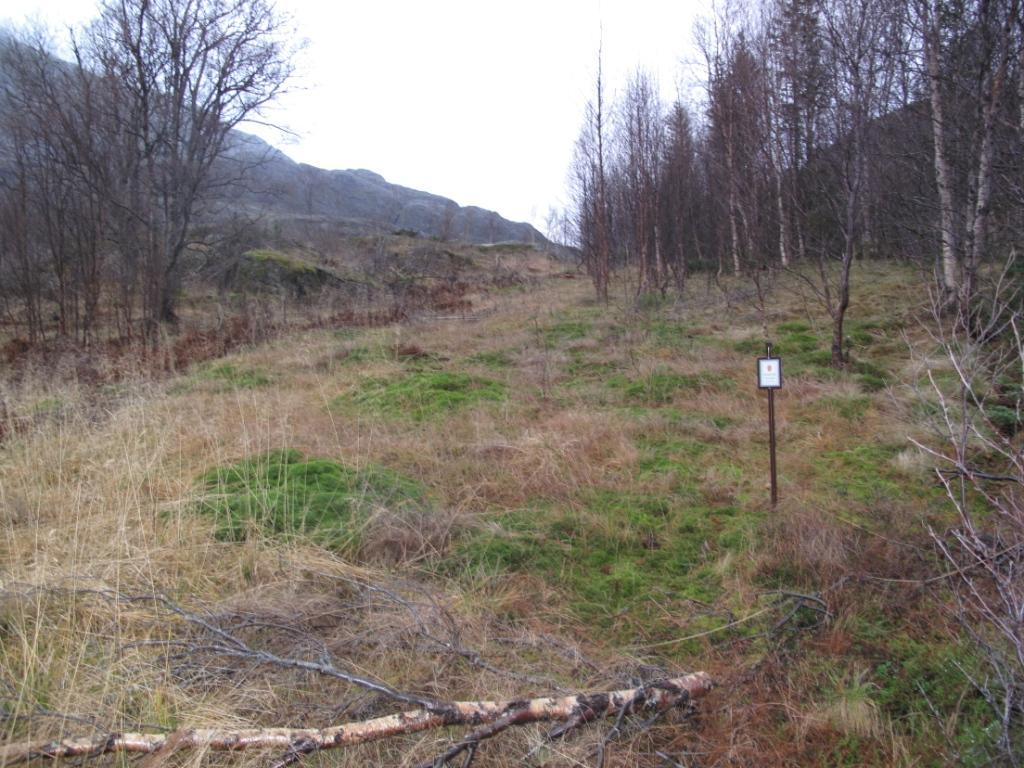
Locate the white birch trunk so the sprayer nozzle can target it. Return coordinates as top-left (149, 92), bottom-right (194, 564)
top-left (0, 674), bottom-right (713, 765)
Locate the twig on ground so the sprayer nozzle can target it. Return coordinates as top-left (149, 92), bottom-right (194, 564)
top-left (594, 698), bottom-right (631, 768)
top-left (308, 569), bottom-right (573, 692)
top-left (655, 750), bottom-right (688, 767)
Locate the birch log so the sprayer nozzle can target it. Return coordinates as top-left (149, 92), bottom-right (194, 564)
top-left (0, 673), bottom-right (712, 764)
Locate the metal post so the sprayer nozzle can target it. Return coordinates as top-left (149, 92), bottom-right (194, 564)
top-left (768, 387), bottom-right (778, 507)
top-left (766, 342), bottom-right (778, 507)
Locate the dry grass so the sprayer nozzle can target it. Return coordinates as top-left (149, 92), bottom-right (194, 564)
top-left (0, 260), bottom-right (979, 766)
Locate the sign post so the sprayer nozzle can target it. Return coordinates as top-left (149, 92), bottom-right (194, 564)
top-left (757, 343), bottom-right (782, 507)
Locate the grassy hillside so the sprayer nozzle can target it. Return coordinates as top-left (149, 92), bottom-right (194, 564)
top-left (0, 258), bottom-right (998, 766)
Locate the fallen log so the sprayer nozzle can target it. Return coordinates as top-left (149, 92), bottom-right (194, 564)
top-left (0, 673), bottom-right (712, 764)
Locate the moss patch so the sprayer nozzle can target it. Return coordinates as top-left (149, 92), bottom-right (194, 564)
top-left (646, 320), bottom-right (705, 349)
top-left (817, 444), bottom-right (903, 506)
top-left (543, 320), bottom-right (590, 345)
top-left (813, 395), bottom-right (873, 422)
top-left (737, 320), bottom-right (894, 390)
top-left (243, 249), bottom-right (317, 274)
top-left (467, 350), bottom-right (514, 369)
top-left (196, 449), bottom-right (428, 549)
top-left (195, 363), bottom-right (272, 390)
top-left (872, 636), bottom-right (997, 764)
top-left (609, 371), bottom-right (732, 404)
top-left (636, 434), bottom-right (707, 496)
top-left (336, 370), bottom-right (507, 421)
top-left (447, 491), bottom-right (760, 638)
top-left (985, 403), bottom-right (1021, 435)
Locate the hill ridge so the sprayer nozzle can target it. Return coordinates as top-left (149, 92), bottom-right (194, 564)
top-left (218, 131), bottom-right (548, 246)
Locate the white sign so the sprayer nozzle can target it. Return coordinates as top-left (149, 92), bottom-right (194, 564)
top-left (758, 357), bottom-right (782, 389)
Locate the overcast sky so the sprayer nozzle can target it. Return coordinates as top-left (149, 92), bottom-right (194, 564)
top-left (1, 0), bottom-right (710, 233)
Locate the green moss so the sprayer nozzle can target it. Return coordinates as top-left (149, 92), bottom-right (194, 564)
top-left (636, 434), bottom-right (707, 496)
top-left (777, 320), bottom-right (812, 334)
top-left (858, 373), bottom-right (888, 392)
top-left (818, 444), bottom-right (903, 505)
top-left (446, 492), bottom-right (759, 636)
top-left (609, 371), bottom-right (733, 404)
top-left (733, 337), bottom-right (766, 355)
top-left (196, 449), bottom-right (428, 549)
top-left (985, 404), bottom-right (1021, 434)
top-left (243, 249), bottom-right (317, 274)
top-left (816, 395), bottom-right (873, 421)
top-left (566, 356), bottom-right (621, 381)
top-left (845, 322), bottom-right (878, 347)
top-left (646, 320), bottom-right (703, 349)
top-left (764, 322), bottom-right (835, 381)
top-left (30, 397), bottom-right (65, 416)
top-left (543, 320), bottom-right (590, 344)
top-left (336, 370), bottom-right (506, 421)
top-left (467, 350), bottom-right (514, 369)
top-left (776, 330), bottom-right (820, 355)
top-left (196, 363), bottom-right (272, 390)
top-left (335, 346), bottom-right (383, 365)
top-left (852, 359), bottom-right (890, 392)
top-left (873, 637), bottom-right (998, 764)
top-left (766, 318), bottom-right (895, 389)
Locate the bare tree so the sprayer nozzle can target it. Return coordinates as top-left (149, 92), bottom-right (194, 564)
top-left (700, 7), bottom-right (747, 278)
top-left (763, 0), bottom-right (828, 269)
top-left (0, 145), bottom-right (46, 342)
top-left (80, 0), bottom-right (293, 333)
top-left (615, 69), bottom-right (667, 297)
top-left (0, 32), bottom-right (110, 342)
top-left (571, 40), bottom-right (613, 302)
top-left (659, 101), bottom-right (699, 290)
top-left (916, 0), bottom-right (1022, 313)
top-left (0, 1), bottom-right (293, 342)
top-left (913, 256), bottom-right (1024, 764)
top-left (805, 0), bottom-right (901, 367)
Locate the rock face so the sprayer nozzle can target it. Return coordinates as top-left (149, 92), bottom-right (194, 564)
top-left (215, 132), bottom-right (546, 246)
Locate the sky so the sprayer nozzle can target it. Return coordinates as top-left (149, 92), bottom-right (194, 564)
top-left (1, 0), bottom-right (710, 233)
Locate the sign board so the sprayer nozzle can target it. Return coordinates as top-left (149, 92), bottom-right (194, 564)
top-left (758, 356), bottom-right (782, 389)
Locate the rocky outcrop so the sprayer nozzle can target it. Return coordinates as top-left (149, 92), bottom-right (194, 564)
top-left (209, 249), bottom-right (361, 298)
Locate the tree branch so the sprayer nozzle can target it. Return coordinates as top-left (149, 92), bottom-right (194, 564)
top-left (0, 674), bottom-right (713, 765)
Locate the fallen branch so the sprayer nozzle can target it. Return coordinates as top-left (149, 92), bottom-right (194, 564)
top-left (0, 674), bottom-right (713, 765)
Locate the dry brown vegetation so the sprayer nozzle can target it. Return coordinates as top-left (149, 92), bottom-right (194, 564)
top-left (0, 256), bottom-right (1004, 766)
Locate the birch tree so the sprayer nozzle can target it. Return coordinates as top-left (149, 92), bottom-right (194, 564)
top-left (571, 43), bottom-right (613, 302)
top-left (916, 0), bottom-right (1022, 313)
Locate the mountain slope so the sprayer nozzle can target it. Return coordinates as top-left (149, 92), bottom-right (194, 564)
top-left (217, 132), bottom-right (547, 245)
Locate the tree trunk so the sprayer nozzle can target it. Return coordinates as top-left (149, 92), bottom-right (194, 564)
top-left (922, 1), bottom-right (960, 300)
top-left (832, 211), bottom-right (856, 369)
top-left (965, 0), bottom-right (1017, 313)
top-left (774, 159), bottom-right (791, 268)
top-left (0, 674), bottom-right (713, 765)
top-left (726, 142), bottom-right (742, 277)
